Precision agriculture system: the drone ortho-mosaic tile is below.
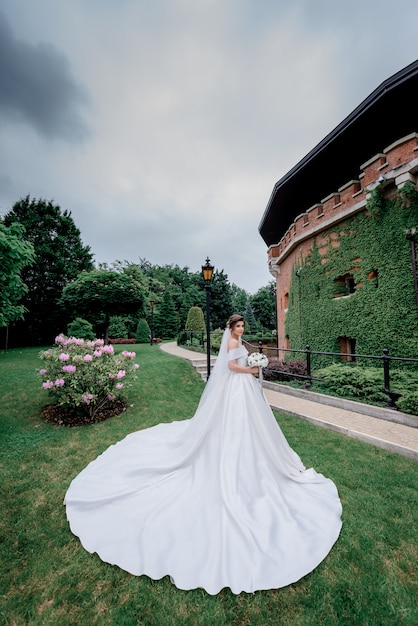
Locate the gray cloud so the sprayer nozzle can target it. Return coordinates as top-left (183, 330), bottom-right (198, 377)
top-left (0, 0), bottom-right (417, 293)
top-left (0, 10), bottom-right (90, 141)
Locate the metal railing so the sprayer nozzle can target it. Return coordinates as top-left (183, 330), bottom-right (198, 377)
top-left (242, 339), bottom-right (418, 410)
top-left (178, 330), bottom-right (205, 348)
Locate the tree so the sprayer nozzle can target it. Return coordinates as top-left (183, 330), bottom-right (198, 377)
top-left (108, 316), bottom-right (129, 339)
top-left (60, 269), bottom-right (144, 343)
top-left (0, 222), bottom-right (35, 332)
top-left (209, 270), bottom-right (233, 329)
top-left (135, 318), bottom-right (151, 343)
top-left (3, 196), bottom-right (94, 346)
top-left (139, 262), bottom-right (204, 329)
top-left (244, 301), bottom-right (257, 334)
top-left (250, 282), bottom-right (276, 330)
top-left (230, 284), bottom-right (249, 317)
top-left (154, 290), bottom-right (179, 339)
top-left (185, 306), bottom-right (205, 331)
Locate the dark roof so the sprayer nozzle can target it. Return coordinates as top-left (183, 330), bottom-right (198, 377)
top-left (259, 60), bottom-right (418, 246)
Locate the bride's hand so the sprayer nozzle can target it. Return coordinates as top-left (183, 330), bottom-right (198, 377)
top-left (250, 366), bottom-right (259, 375)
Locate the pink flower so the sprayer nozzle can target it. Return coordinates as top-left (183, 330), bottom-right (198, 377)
top-left (117, 370), bottom-right (126, 379)
top-left (108, 373), bottom-right (116, 379)
top-left (39, 369), bottom-right (47, 375)
top-left (121, 350), bottom-right (135, 358)
top-left (55, 379), bottom-right (65, 387)
top-left (62, 364), bottom-right (76, 374)
top-left (84, 354), bottom-right (93, 362)
top-left (59, 353), bottom-right (70, 361)
top-left (69, 337), bottom-right (84, 346)
top-left (87, 341), bottom-right (96, 348)
top-left (107, 394), bottom-right (114, 401)
top-left (95, 339), bottom-right (105, 346)
top-left (42, 380), bottom-right (54, 389)
top-left (55, 334), bottom-right (66, 344)
top-left (134, 363), bottom-right (139, 370)
top-left (103, 345), bottom-right (114, 355)
top-left (116, 382), bottom-right (123, 390)
top-left (93, 350), bottom-right (103, 357)
top-left (81, 393), bottom-right (94, 404)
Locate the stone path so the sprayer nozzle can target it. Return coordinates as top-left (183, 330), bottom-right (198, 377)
top-left (160, 342), bottom-right (418, 461)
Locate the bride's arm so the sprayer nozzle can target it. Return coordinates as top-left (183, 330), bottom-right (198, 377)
top-left (227, 337), bottom-right (258, 374)
top-left (228, 359), bottom-right (258, 374)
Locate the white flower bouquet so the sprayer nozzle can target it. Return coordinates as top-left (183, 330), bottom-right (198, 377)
top-left (247, 353), bottom-right (269, 369)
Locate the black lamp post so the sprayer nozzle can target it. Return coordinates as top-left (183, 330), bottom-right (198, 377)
top-left (149, 299), bottom-right (155, 345)
top-left (202, 257), bottom-right (214, 380)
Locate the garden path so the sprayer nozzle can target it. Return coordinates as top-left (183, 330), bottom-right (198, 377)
top-left (160, 342), bottom-right (418, 461)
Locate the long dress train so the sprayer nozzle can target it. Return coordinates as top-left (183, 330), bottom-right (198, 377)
top-left (64, 334), bottom-right (342, 595)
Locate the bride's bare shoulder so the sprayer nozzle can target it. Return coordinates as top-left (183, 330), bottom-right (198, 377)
top-left (227, 337), bottom-right (239, 352)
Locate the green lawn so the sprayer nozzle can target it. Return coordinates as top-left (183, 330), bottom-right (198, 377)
top-left (0, 344), bottom-right (417, 626)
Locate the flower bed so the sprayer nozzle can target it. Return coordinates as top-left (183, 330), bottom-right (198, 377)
top-left (108, 338), bottom-right (136, 344)
top-left (39, 335), bottom-right (139, 423)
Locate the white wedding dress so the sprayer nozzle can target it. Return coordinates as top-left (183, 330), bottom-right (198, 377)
top-left (64, 330), bottom-right (342, 595)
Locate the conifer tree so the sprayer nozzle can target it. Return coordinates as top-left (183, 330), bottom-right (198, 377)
top-left (154, 290), bottom-right (179, 339)
top-left (244, 301), bottom-right (257, 334)
top-left (136, 318), bottom-right (151, 343)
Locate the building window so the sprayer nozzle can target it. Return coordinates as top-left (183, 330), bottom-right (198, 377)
top-left (339, 336), bottom-right (356, 362)
top-left (333, 273), bottom-right (355, 298)
top-left (284, 292), bottom-right (289, 311)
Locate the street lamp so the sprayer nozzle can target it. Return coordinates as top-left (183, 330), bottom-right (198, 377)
top-left (201, 257), bottom-right (214, 380)
top-left (149, 299), bottom-right (155, 346)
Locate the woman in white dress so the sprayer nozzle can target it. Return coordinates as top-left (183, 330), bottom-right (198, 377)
top-left (64, 314), bottom-right (342, 595)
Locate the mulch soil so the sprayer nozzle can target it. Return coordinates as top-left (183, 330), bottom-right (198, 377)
top-left (41, 399), bottom-right (128, 427)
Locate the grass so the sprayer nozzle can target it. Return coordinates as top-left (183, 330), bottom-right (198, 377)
top-left (0, 344), bottom-right (417, 626)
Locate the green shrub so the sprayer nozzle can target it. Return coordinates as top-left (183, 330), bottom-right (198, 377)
top-left (314, 363), bottom-right (418, 414)
top-left (67, 317), bottom-right (95, 340)
top-left (397, 390), bottom-right (418, 416)
top-left (108, 316), bottom-right (129, 338)
top-left (209, 329), bottom-right (224, 354)
top-left (315, 364), bottom-right (385, 404)
top-left (136, 318), bottom-right (151, 343)
top-left (185, 306), bottom-right (205, 331)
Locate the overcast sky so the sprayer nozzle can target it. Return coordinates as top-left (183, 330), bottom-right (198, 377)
top-left (1, 1), bottom-right (417, 293)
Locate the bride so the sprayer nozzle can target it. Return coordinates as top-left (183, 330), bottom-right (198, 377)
top-left (65, 314), bottom-right (342, 595)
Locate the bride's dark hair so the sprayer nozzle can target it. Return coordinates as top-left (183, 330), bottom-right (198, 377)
top-left (226, 314), bottom-right (244, 330)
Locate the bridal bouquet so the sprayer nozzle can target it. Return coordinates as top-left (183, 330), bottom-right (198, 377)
top-left (247, 353), bottom-right (269, 369)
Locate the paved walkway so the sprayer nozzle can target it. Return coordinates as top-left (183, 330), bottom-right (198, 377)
top-left (160, 342), bottom-right (418, 461)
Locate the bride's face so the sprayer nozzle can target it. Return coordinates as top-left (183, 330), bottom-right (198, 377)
top-left (231, 321), bottom-right (245, 338)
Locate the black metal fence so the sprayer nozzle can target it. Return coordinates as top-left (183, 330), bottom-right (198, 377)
top-left (242, 339), bottom-right (418, 410)
top-left (178, 330), bottom-right (206, 348)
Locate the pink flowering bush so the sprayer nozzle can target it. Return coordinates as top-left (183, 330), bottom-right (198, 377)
top-left (39, 334), bottom-right (140, 421)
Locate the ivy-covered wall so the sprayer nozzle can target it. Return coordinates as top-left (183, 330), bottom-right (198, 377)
top-left (285, 182), bottom-right (418, 364)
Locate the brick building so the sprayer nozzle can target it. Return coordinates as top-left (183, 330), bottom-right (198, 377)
top-left (259, 61), bottom-right (418, 355)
